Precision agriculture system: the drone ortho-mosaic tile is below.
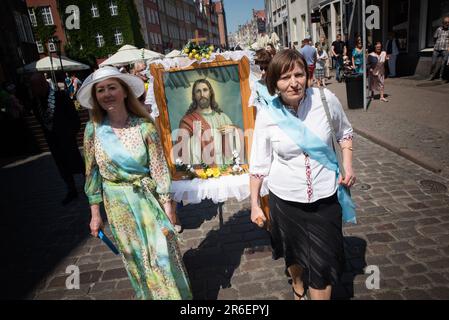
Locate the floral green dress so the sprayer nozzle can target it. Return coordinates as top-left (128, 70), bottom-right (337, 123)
top-left (84, 116), bottom-right (192, 300)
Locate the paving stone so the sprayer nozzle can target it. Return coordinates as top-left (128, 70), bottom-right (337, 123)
top-left (407, 202), bottom-right (429, 210)
top-left (90, 289), bottom-right (135, 300)
top-left (404, 264), bottom-right (428, 274)
top-left (101, 268), bottom-right (128, 281)
top-left (373, 291), bottom-right (404, 300)
top-left (374, 223), bottom-right (397, 232)
top-left (402, 275), bottom-right (431, 288)
top-left (409, 248), bottom-right (441, 261)
top-left (416, 217), bottom-right (441, 226)
top-left (235, 283), bottom-right (264, 298)
top-left (366, 232), bottom-right (396, 243)
top-left (217, 287), bottom-right (239, 300)
top-left (80, 270), bottom-right (103, 284)
top-left (417, 225), bottom-right (446, 236)
top-left (380, 278), bottom-right (403, 290)
top-left (116, 279), bottom-right (133, 290)
top-left (90, 281), bottom-right (117, 294)
top-left (389, 241), bottom-right (413, 253)
top-left (388, 253), bottom-right (413, 265)
top-left (410, 236), bottom-right (438, 247)
top-left (368, 244), bottom-right (391, 255)
top-left (428, 287), bottom-right (449, 300)
top-left (380, 266), bottom-right (405, 278)
top-left (391, 228), bottom-right (421, 240)
top-left (366, 255), bottom-right (391, 266)
top-left (427, 257), bottom-right (449, 270)
top-left (402, 289), bottom-right (432, 300)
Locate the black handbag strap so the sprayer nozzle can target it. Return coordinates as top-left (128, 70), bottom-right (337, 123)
top-left (319, 87), bottom-right (346, 178)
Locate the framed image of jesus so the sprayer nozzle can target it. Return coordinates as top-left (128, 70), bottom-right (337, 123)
top-left (150, 56), bottom-right (255, 180)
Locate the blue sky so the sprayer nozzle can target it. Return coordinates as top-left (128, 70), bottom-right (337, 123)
top-left (224, 0), bottom-right (265, 33)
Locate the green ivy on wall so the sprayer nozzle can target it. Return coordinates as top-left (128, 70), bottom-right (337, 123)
top-left (59, 0), bottom-right (144, 66)
top-left (32, 6), bottom-right (57, 54)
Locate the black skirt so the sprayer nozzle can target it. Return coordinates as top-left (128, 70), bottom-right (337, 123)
top-left (268, 190), bottom-right (345, 290)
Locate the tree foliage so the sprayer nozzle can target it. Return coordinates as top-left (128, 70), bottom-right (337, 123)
top-left (59, 0), bottom-right (144, 67)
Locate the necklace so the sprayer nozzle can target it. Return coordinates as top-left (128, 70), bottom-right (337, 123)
top-left (110, 115), bottom-right (130, 129)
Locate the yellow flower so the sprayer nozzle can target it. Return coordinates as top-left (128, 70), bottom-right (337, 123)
top-left (195, 54), bottom-right (200, 60)
top-left (205, 168), bottom-right (214, 177)
top-left (183, 48), bottom-right (189, 54)
top-left (192, 49), bottom-right (197, 54)
top-left (197, 170), bottom-right (208, 179)
top-left (205, 54), bottom-right (210, 59)
top-left (209, 45), bottom-right (214, 51)
top-left (189, 53), bottom-right (194, 59)
top-left (212, 167), bottom-right (221, 178)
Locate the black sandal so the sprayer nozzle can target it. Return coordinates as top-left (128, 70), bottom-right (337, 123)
top-left (292, 286), bottom-right (308, 300)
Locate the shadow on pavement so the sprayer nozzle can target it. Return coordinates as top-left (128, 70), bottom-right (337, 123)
top-left (332, 236), bottom-right (368, 300)
top-left (0, 155), bottom-right (90, 299)
top-left (182, 209), bottom-right (270, 299)
top-left (181, 202), bottom-right (367, 300)
top-left (176, 200), bottom-right (222, 230)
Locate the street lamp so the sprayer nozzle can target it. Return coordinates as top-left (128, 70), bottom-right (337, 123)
top-left (47, 40), bottom-right (57, 90)
top-left (54, 38), bottom-right (64, 75)
top-left (54, 38), bottom-right (65, 90)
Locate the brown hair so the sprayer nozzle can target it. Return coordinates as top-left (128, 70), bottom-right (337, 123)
top-left (90, 78), bottom-right (152, 124)
top-left (185, 78), bottom-right (223, 115)
top-left (265, 49), bottom-right (309, 96)
top-left (255, 49), bottom-right (272, 65)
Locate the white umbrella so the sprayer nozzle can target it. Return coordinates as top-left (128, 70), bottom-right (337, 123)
top-left (99, 44), bottom-right (164, 67)
top-left (18, 55), bottom-right (90, 73)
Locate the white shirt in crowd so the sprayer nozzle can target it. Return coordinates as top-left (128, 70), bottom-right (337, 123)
top-left (316, 51), bottom-right (329, 70)
top-left (250, 87), bottom-right (353, 203)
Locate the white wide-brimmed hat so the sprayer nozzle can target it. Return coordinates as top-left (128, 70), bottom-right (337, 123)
top-left (76, 66), bottom-right (145, 109)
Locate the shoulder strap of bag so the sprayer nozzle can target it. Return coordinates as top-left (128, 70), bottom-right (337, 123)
top-left (318, 87), bottom-right (346, 178)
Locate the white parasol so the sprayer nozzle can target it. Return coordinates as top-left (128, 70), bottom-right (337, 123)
top-left (99, 44), bottom-right (164, 67)
top-left (17, 55), bottom-right (90, 73)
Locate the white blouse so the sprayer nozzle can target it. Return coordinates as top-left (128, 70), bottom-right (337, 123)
top-left (249, 87), bottom-right (353, 203)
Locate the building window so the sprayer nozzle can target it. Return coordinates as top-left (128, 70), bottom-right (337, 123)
top-left (36, 40), bottom-right (44, 53)
top-left (109, 1), bottom-right (118, 16)
top-left (96, 33), bottom-right (105, 47)
top-left (91, 4), bottom-right (100, 18)
top-left (114, 29), bottom-right (123, 45)
top-left (48, 41), bottom-right (56, 52)
top-left (28, 8), bottom-right (37, 27)
top-left (41, 6), bottom-right (54, 25)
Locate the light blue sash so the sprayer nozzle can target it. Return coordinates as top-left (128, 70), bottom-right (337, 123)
top-left (257, 88), bottom-right (356, 224)
top-left (96, 118), bottom-right (149, 175)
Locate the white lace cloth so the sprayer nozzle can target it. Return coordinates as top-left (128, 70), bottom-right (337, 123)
top-left (170, 174), bottom-right (253, 204)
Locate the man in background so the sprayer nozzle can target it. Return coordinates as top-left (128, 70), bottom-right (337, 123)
top-left (429, 16), bottom-right (449, 81)
top-left (385, 32), bottom-right (400, 78)
top-left (30, 73), bottom-right (84, 205)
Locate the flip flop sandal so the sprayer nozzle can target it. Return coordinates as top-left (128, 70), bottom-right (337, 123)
top-left (292, 287), bottom-right (308, 300)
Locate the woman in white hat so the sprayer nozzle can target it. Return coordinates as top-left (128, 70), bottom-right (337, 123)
top-left (77, 66), bottom-right (192, 300)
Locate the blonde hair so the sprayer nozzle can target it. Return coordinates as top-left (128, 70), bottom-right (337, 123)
top-left (90, 78), bottom-right (152, 124)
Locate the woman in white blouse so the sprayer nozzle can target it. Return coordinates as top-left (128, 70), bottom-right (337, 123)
top-left (249, 49), bottom-right (356, 300)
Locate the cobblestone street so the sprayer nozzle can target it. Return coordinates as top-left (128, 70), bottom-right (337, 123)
top-left (1, 133), bottom-right (449, 300)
